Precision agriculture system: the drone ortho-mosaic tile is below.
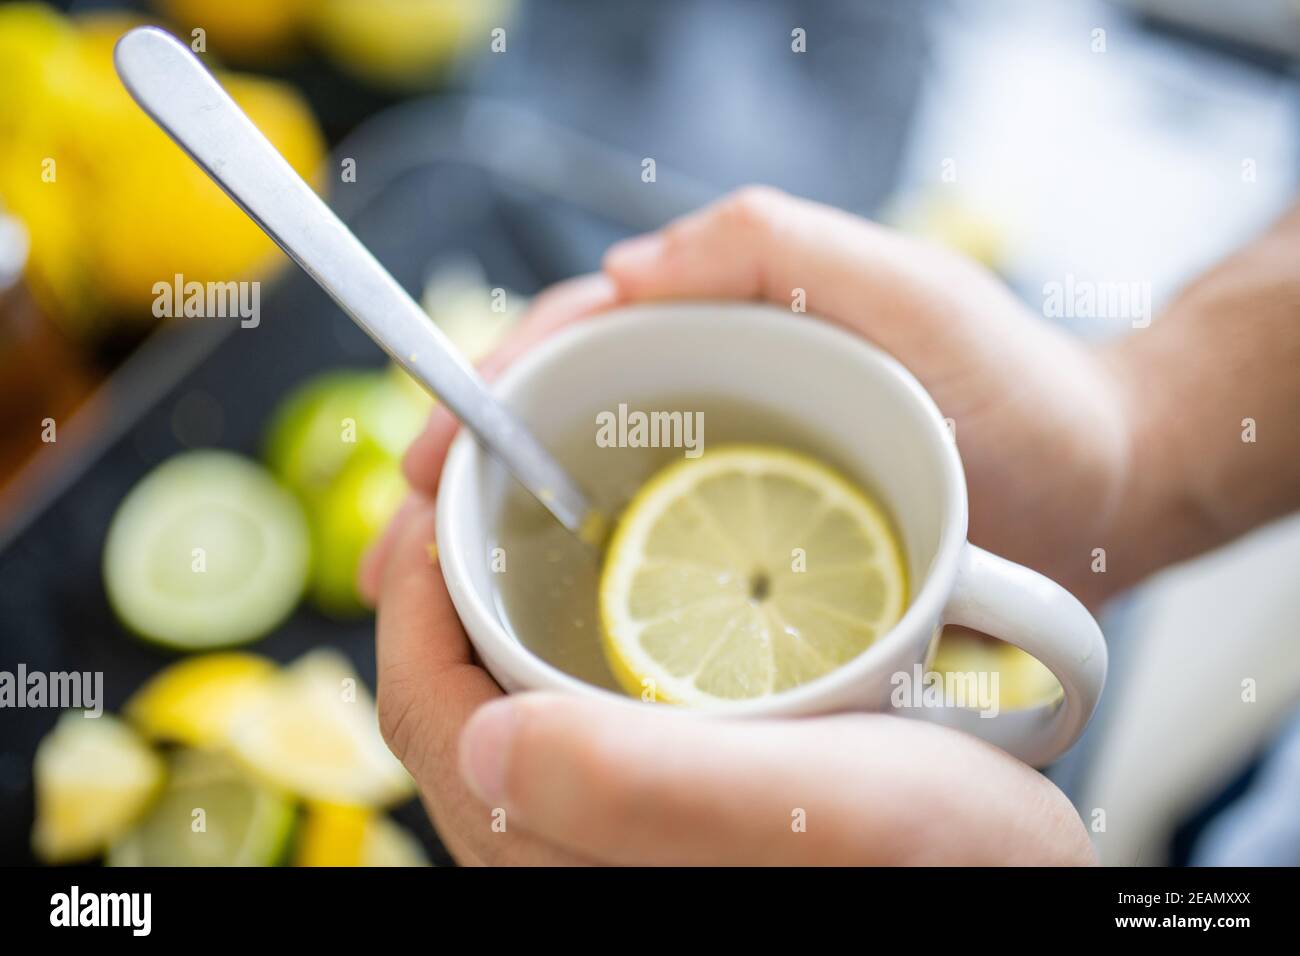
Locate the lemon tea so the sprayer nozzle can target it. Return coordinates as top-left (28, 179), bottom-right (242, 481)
top-left (489, 393), bottom-right (904, 695)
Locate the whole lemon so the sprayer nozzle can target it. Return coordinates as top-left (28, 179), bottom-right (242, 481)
top-left (0, 7), bottom-right (326, 336)
top-left (153, 0), bottom-right (315, 62)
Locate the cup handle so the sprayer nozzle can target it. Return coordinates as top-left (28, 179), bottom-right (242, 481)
top-left (923, 543), bottom-right (1108, 767)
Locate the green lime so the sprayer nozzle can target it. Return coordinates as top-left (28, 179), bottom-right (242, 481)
top-left (103, 450), bottom-right (310, 650)
top-left (264, 370), bottom-right (380, 504)
top-left (311, 452), bottom-right (407, 615)
top-left (361, 364), bottom-right (433, 459)
top-left (108, 749), bottom-right (296, 867)
top-left (264, 366), bottom-right (429, 615)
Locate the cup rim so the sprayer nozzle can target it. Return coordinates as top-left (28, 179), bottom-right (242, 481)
top-left (436, 301), bottom-right (970, 716)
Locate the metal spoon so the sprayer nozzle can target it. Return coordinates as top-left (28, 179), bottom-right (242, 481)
top-left (113, 26), bottom-right (602, 542)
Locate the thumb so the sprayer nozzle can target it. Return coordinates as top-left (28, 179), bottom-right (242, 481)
top-left (457, 693), bottom-right (1092, 866)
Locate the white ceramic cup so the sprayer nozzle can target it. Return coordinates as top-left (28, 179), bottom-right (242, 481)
top-left (436, 303), bottom-right (1107, 766)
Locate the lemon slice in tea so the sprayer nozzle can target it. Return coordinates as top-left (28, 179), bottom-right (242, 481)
top-left (599, 445), bottom-right (907, 706)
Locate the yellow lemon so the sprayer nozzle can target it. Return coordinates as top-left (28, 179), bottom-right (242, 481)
top-left (0, 8), bottom-right (326, 334)
top-left (124, 653), bottom-right (278, 747)
top-left (311, 0), bottom-right (515, 89)
top-left (929, 628), bottom-right (1062, 711)
top-left (225, 649), bottom-right (414, 807)
top-left (32, 712), bottom-right (164, 863)
top-left (154, 0), bottom-right (315, 61)
top-left (294, 802), bottom-right (430, 867)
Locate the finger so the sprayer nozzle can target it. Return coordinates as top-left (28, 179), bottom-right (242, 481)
top-left (602, 186), bottom-right (1014, 361)
top-left (374, 498), bottom-right (590, 865)
top-left (480, 272), bottom-right (620, 377)
top-left (357, 493), bottom-right (422, 607)
top-left (375, 493), bottom-right (496, 779)
top-left (459, 693), bottom-right (1094, 866)
top-left (400, 403), bottom-right (459, 497)
top-left (401, 273), bottom-right (619, 495)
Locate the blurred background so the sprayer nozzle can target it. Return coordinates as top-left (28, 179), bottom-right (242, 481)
top-left (0, 0), bottom-right (1297, 867)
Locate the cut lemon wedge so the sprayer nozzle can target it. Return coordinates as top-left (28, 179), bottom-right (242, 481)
top-left (32, 712), bottom-right (164, 863)
top-left (294, 802), bottom-right (430, 867)
top-left (124, 652), bottom-right (278, 748)
top-left (360, 814), bottom-right (430, 867)
top-left (599, 445), bottom-right (907, 706)
top-left (225, 649), bottom-right (414, 807)
top-left (930, 627), bottom-right (1062, 710)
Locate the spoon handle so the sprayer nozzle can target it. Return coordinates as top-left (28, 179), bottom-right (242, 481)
top-left (114, 26), bottom-right (593, 536)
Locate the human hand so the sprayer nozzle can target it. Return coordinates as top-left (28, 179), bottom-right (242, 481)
top-left (377, 189), bottom-right (1136, 605)
top-left (359, 187), bottom-right (1300, 864)
top-left (359, 188), bottom-right (1131, 865)
top-left (372, 484), bottom-right (1094, 865)
top-left (590, 187), bottom-right (1134, 606)
top-left (589, 189), bottom-right (1300, 606)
